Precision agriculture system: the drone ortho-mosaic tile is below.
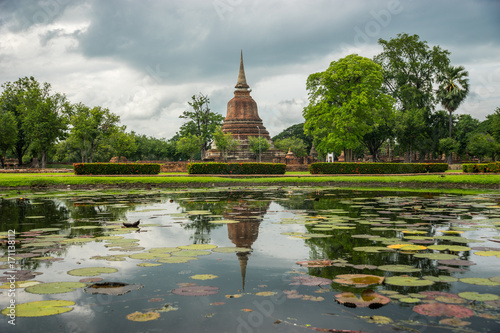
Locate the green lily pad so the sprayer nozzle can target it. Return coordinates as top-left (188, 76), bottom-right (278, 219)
top-left (186, 210), bottom-right (212, 215)
top-left (129, 253), bottom-right (171, 260)
top-left (474, 251), bottom-right (500, 258)
top-left (333, 274), bottom-right (385, 287)
top-left (413, 253), bottom-right (459, 260)
top-left (399, 297), bottom-right (422, 303)
top-left (126, 311), bottom-right (160, 322)
top-left (178, 244), bottom-right (217, 250)
top-left (460, 278), bottom-right (500, 286)
top-left (212, 247), bottom-right (252, 253)
top-left (458, 292), bottom-right (499, 302)
top-left (422, 275), bottom-right (458, 283)
top-left (353, 246), bottom-right (395, 253)
top-left (67, 267), bottom-right (118, 277)
top-left (137, 263), bottom-right (162, 267)
top-left (427, 245), bottom-right (471, 252)
top-left (385, 276), bottom-right (434, 287)
top-left (148, 247), bottom-right (181, 253)
top-left (378, 265), bottom-right (421, 273)
top-left (25, 282), bottom-right (86, 294)
top-left (157, 257), bottom-right (198, 263)
top-left (209, 219), bottom-right (240, 224)
top-left (190, 274), bottom-right (218, 280)
top-left (172, 250), bottom-right (211, 257)
top-left (1, 300), bottom-right (75, 317)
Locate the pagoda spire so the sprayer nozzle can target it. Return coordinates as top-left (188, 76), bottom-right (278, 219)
top-left (235, 50), bottom-right (250, 91)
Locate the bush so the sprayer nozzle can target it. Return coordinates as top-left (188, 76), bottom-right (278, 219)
top-left (463, 162), bottom-right (500, 173)
top-left (74, 163), bottom-right (160, 175)
top-left (187, 162), bottom-right (286, 175)
top-left (309, 163), bottom-right (449, 174)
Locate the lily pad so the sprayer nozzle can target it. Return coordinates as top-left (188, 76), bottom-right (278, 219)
top-left (427, 245), bottom-right (471, 252)
top-left (1, 300), bottom-right (75, 317)
top-left (211, 247), bottom-right (252, 253)
top-left (290, 276), bottom-right (332, 286)
top-left (378, 265), bottom-right (420, 273)
top-left (86, 282), bottom-right (143, 295)
top-left (422, 275), bottom-right (458, 283)
top-left (172, 250), bottom-right (211, 257)
top-left (171, 285), bottom-right (219, 296)
top-left (413, 303), bottom-right (474, 318)
top-left (25, 282), bottom-right (87, 294)
top-left (67, 267), bottom-right (118, 277)
top-left (439, 318), bottom-right (471, 327)
top-left (458, 292), bottom-right (499, 302)
top-left (385, 276), bottom-right (434, 287)
top-left (353, 246), bottom-right (395, 253)
top-left (190, 274), bottom-right (218, 280)
top-left (296, 260), bottom-right (333, 267)
top-left (460, 277), bottom-right (500, 286)
top-left (359, 315), bottom-right (392, 324)
top-left (474, 250), bottom-right (500, 258)
top-left (178, 244), bottom-right (217, 250)
top-left (126, 311), bottom-right (160, 322)
top-left (335, 290), bottom-right (391, 309)
top-left (413, 253), bottom-right (459, 260)
top-left (333, 274), bottom-right (384, 287)
top-left (209, 219), bottom-right (240, 224)
top-left (437, 259), bottom-right (476, 266)
top-left (158, 257), bottom-right (198, 264)
top-left (387, 244), bottom-right (427, 251)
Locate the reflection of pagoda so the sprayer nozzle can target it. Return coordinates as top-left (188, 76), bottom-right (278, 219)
top-left (225, 201), bottom-right (270, 290)
top-left (205, 51), bottom-right (284, 161)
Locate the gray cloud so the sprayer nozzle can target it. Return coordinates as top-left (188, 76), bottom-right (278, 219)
top-left (0, 0), bottom-right (499, 139)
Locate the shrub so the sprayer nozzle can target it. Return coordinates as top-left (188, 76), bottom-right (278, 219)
top-left (463, 162), bottom-right (500, 173)
top-left (187, 162), bottom-right (286, 175)
top-left (309, 163), bottom-right (448, 174)
top-left (74, 163), bottom-right (160, 175)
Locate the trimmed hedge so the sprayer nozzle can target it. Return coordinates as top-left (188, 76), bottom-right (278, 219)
top-left (74, 163), bottom-right (161, 175)
top-left (309, 162), bottom-right (449, 174)
top-left (187, 162), bottom-right (286, 175)
top-left (463, 162), bottom-right (500, 173)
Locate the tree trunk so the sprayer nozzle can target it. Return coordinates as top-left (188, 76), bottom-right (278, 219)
top-left (449, 110), bottom-right (453, 139)
top-left (41, 149), bottom-right (47, 169)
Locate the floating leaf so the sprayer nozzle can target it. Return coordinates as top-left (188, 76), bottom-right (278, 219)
top-left (387, 244), bottom-right (427, 251)
top-left (178, 244), bottom-right (217, 250)
top-left (458, 292), bottom-right (499, 302)
top-left (86, 282), bottom-right (143, 295)
top-left (413, 303), bottom-right (474, 318)
top-left (186, 210), bottom-right (212, 215)
top-left (422, 275), bottom-right (458, 283)
top-left (439, 318), bottom-right (470, 327)
top-left (474, 250), bottom-right (500, 258)
top-left (460, 278), bottom-right (500, 286)
top-left (353, 246), bottom-right (395, 253)
top-left (171, 285), bottom-right (219, 296)
top-left (67, 267), bottom-right (118, 277)
top-left (399, 297), bottom-right (421, 303)
top-left (335, 290), bottom-right (391, 309)
top-left (1, 300), bottom-right (75, 317)
top-left (212, 247), bottom-right (252, 253)
top-left (209, 219), bottom-right (240, 224)
top-left (0, 281), bottom-right (41, 289)
top-left (437, 259), bottom-right (476, 266)
top-left (359, 315), bottom-right (392, 324)
top-left (255, 291), bottom-right (277, 296)
top-left (333, 274), bottom-right (384, 287)
top-left (137, 263), bottom-right (162, 267)
top-left (290, 276), bottom-right (332, 286)
top-left (378, 265), bottom-right (420, 273)
top-left (427, 245), bottom-right (471, 252)
top-left (413, 253), bottom-right (458, 260)
top-left (435, 295), bottom-right (466, 304)
top-left (385, 276), bottom-right (434, 287)
top-left (296, 259), bottom-right (333, 267)
top-left (126, 311), bottom-right (160, 322)
top-left (157, 257), bottom-right (198, 264)
top-left (172, 250), bottom-right (211, 257)
top-left (190, 274), bottom-right (218, 280)
top-left (25, 282), bottom-right (86, 294)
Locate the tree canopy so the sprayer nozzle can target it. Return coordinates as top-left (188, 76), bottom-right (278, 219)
top-left (303, 54), bottom-right (395, 160)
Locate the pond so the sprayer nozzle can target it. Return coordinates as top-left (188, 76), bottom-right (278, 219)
top-left (1, 187), bottom-right (500, 333)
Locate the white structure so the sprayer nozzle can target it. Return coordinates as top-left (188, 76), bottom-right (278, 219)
top-left (326, 153), bottom-right (335, 162)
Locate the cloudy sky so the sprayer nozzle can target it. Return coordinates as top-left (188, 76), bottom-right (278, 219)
top-left (1, 0), bottom-right (499, 139)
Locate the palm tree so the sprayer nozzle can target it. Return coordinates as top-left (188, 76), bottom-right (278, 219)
top-left (436, 65), bottom-right (470, 139)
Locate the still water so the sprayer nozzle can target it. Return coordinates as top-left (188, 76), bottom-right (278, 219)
top-left (1, 187), bottom-right (500, 333)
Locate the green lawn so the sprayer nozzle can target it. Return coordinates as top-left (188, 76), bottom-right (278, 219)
top-left (0, 172), bottom-right (498, 189)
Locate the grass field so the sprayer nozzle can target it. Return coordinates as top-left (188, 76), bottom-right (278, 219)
top-left (0, 172), bottom-right (498, 190)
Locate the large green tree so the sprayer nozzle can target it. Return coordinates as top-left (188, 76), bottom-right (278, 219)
top-left (0, 109), bottom-right (18, 167)
top-left (248, 136), bottom-right (270, 162)
top-left (17, 80), bottom-right (69, 168)
top-left (176, 134), bottom-right (202, 160)
top-left (272, 123), bottom-right (313, 153)
top-left (455, 114), bottom-right (479, 159)
top-left (303, 54), bottom-right (395, 161)
top-left (179, 93), bottom-right (224, 159)
top-left (67, 103), bottom-right (120, 162)
top-left (0, 77), bottom-right (42, 165)
top-left (375, 33), bottom-right (450, 161)
top-left (436, 65), bottom-right (469, 140)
